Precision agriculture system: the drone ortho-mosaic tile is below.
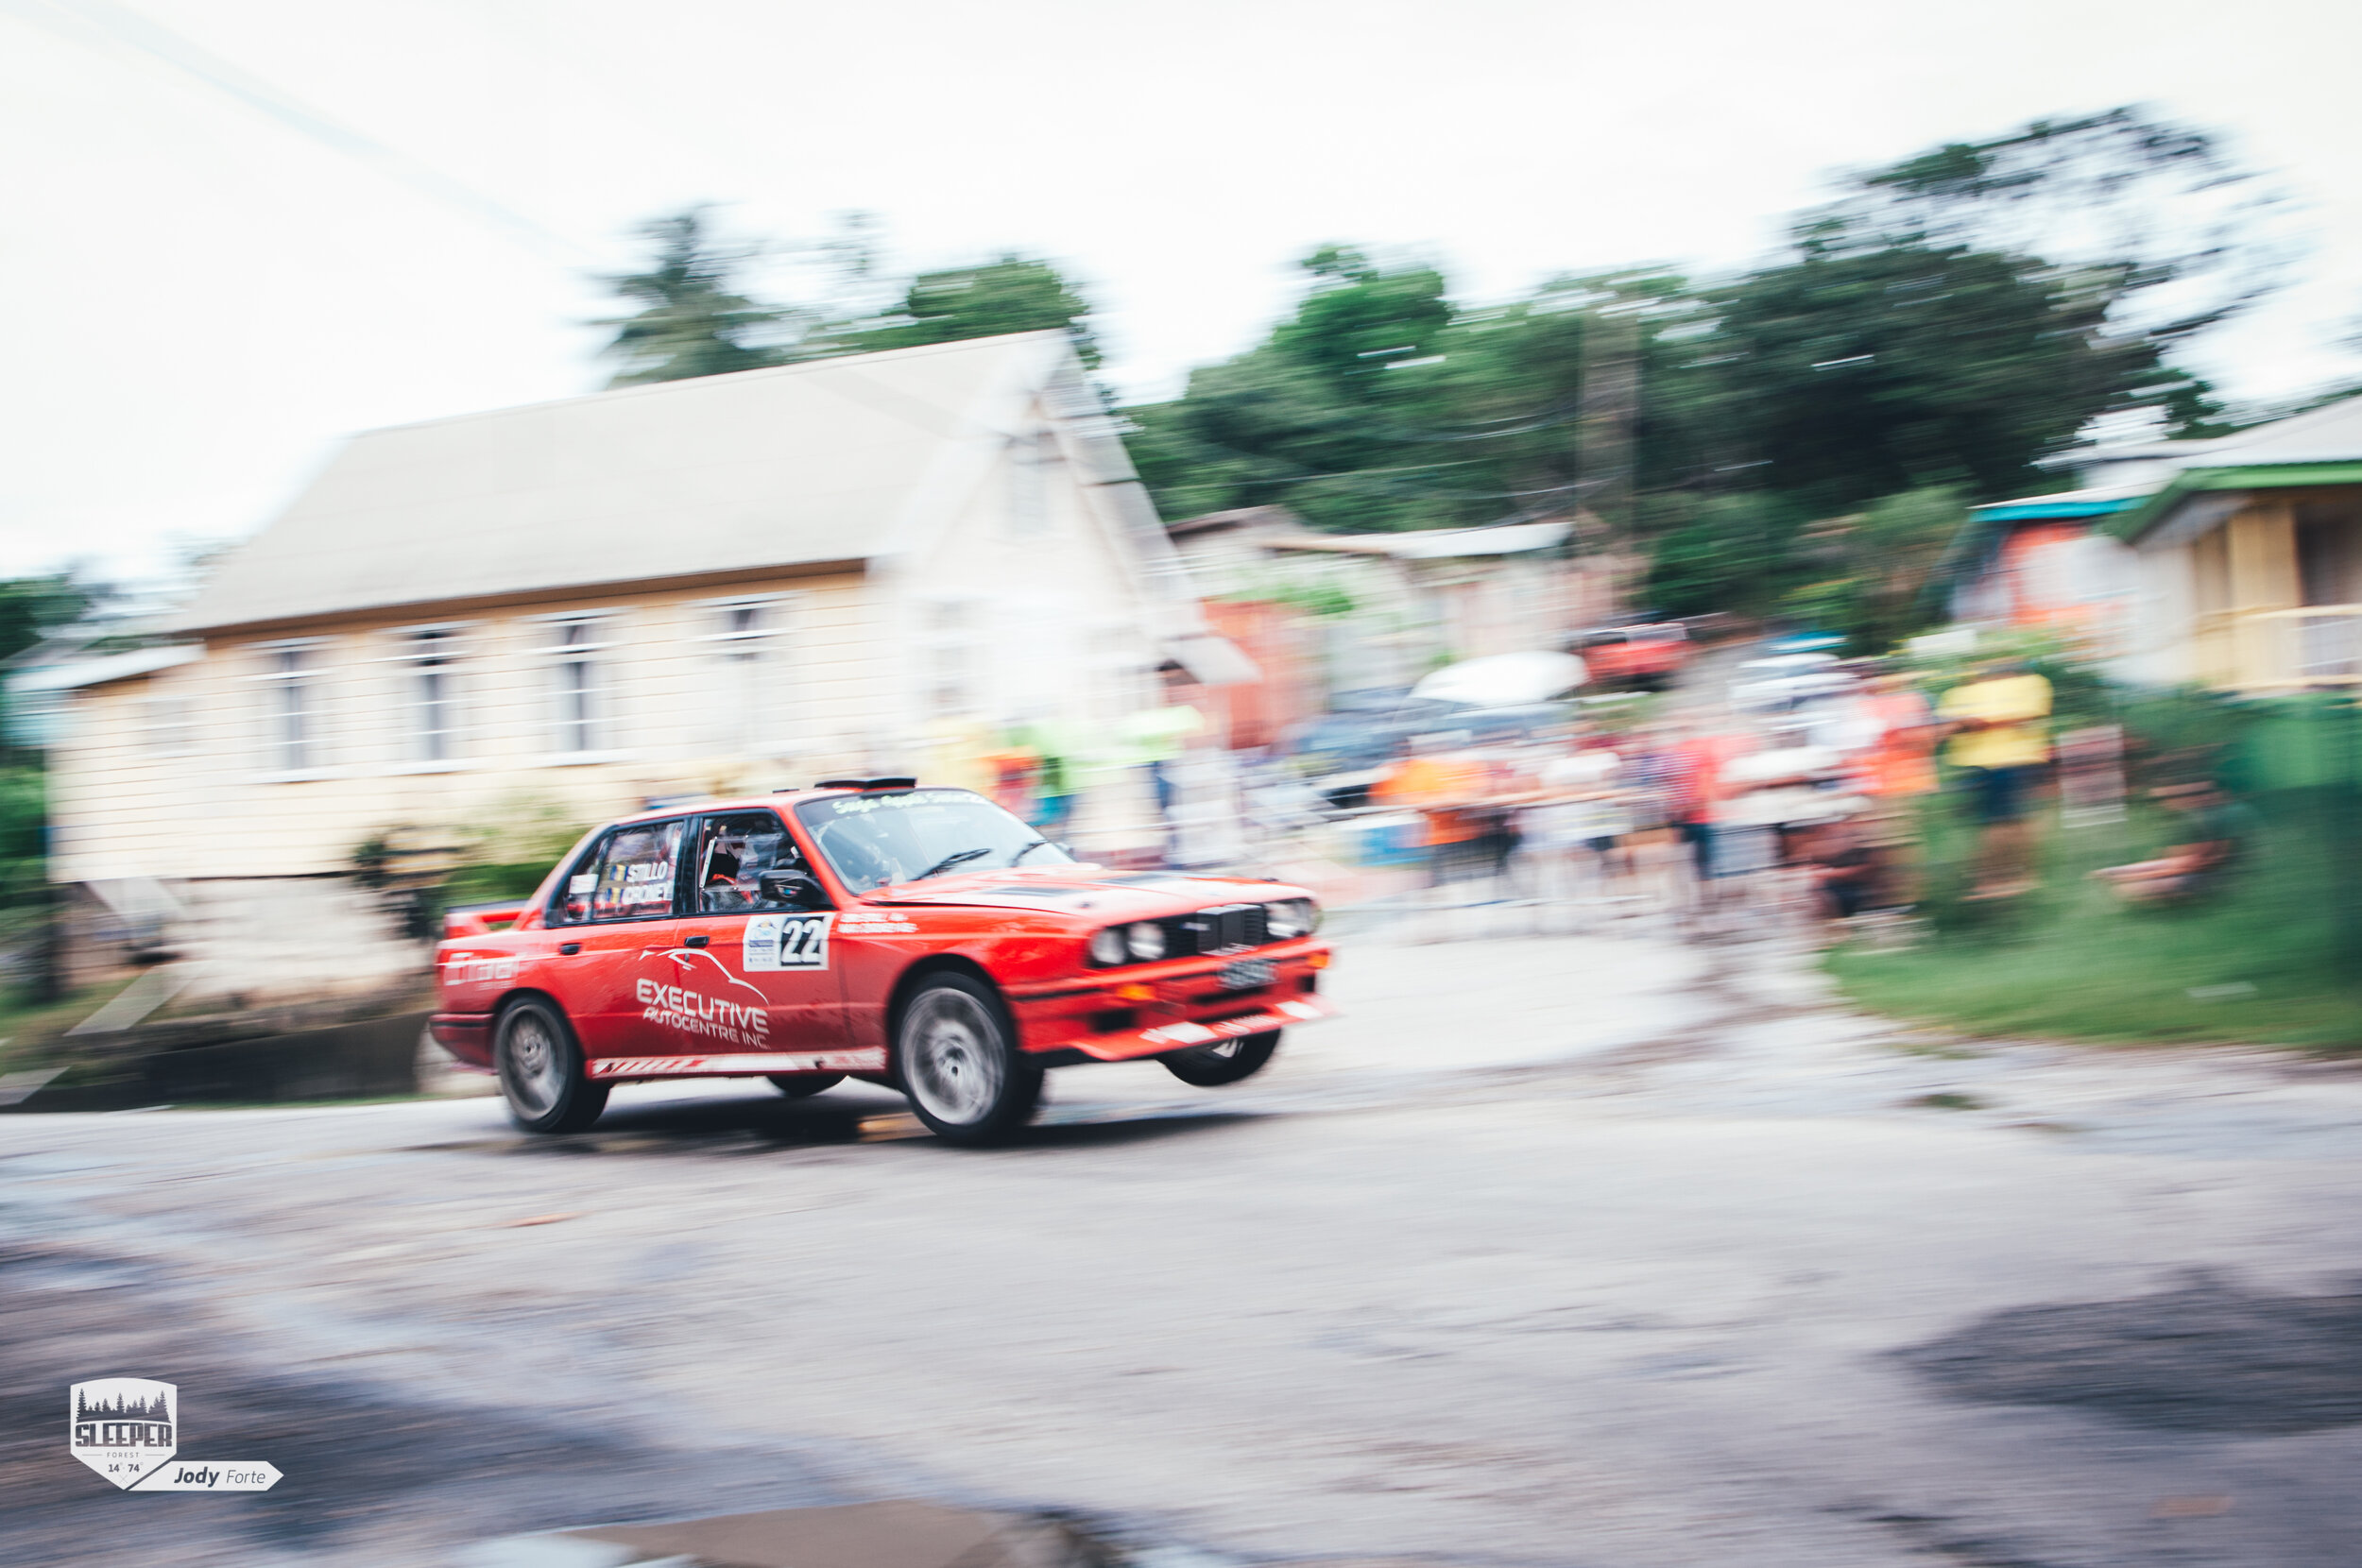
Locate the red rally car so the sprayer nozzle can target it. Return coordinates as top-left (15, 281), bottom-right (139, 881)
top-left (431, 780), bottom-right (1337, 1144)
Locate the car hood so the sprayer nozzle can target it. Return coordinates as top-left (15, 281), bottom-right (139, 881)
top-left (862, 866), bottom-right (1308, 920)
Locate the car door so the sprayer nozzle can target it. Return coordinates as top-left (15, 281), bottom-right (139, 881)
top-left (665, 809), bottom-right (852, 1066)
top-left (540, 817), bottom-right (691, 1060)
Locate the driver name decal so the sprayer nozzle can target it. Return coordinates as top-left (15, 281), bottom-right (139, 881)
top-left (745, 912), bottom-right (832, 973)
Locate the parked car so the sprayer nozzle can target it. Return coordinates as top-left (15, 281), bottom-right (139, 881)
top-left (433, 782), bottom-right (1334, 1144)
top-left (1577, 622), bottom-right (1691, 689)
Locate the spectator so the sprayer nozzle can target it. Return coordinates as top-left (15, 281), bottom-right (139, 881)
top-left (2093, 782), bottom-right (2252, 903)
top-left (1374, 731), bottom-right (1491, 891)
top-left (1937, 660), bottom-right (2053, 900)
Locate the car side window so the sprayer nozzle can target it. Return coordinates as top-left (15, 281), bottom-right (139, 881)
top-left (690, 810), bottom-right (827, 913)
top-left (557, 820), bottom-right (685, 924)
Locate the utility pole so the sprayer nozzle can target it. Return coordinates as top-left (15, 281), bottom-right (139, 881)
top-left (1578, 298), bottom-right (1643, 612)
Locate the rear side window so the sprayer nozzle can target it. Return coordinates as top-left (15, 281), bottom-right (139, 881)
top-left (557, 820), bottom-right (684, 924)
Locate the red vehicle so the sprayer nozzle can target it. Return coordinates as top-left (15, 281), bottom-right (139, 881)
top-left (431, 780), bottom-right (1336, 1144)
top-left (1578, 622), bottom-right (1691, 690)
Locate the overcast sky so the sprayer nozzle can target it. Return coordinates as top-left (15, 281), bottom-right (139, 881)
top-left (5, 0), bottom-right (2359, 581)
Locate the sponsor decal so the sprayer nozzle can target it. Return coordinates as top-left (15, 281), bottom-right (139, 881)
top-left (745, 912), bottom-right (832, 972)
top-left (836, 913), bottom-right (918, 934)
top-left (815, 790), bottom-right (968, 816)
top-left (442, 951), bottom-right (522, 985)
top-left (69, 1379), bottom-right (280, 1491)
top-left (569, 873), bottom-right (596, 894)
top-left (636, 969), bottom-right (771, 1048)
top-left (616, 859), bottom-right (675, 908)
top-left (590, 1049), bottom-right (886, 1080)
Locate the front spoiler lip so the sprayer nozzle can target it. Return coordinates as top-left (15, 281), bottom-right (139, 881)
top-left (1026, 991), bottom-right (1339, 1063)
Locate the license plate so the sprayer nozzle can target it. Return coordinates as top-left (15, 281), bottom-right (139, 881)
top-left (1217, 958), bottom-right (1277, 991)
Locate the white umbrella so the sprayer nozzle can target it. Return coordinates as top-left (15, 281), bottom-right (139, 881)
top-left (1411, 650), bottom-right (1588, 708)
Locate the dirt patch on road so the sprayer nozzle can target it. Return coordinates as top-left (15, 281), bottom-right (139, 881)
top-left (1900, 1274), bottom-right (2362, 1435)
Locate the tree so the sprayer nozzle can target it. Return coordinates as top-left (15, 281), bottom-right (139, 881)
top-left (849, 255), bottom-right (1100, 367)
top-left (1834, 107), bottom-right (2298, 347)
top-left (594, 209), bottom-right (796, 387)
top-left (1704, 237), bottom-right (2152, 514)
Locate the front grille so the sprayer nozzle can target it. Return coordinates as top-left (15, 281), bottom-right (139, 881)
top-left (1169, 903), bottom-right (1270, 957)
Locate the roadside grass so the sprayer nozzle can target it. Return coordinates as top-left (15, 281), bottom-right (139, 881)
top-left (0, 977), bottom-right (145, 1072)
top-left (1827, 798), bottom-right (2362, 1051)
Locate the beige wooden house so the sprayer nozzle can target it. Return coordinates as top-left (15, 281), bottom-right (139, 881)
top-left (34, 333), bottom-right (1232, 981)
top-left (2097, 397), bottom-right (2362, 692)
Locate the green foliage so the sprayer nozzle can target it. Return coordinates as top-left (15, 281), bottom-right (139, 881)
top-left (595, 209), bottom-right (796, 387)
top-left (1834, 106), bottom-right (2295, 345)
top-left (0, 576), bottom-right (88, 664)
top-left (1125, 108), bottom-right (2289, 644)
top-left (1709, 243), bottom-right (2147, 514)
top-left (594, 212), bottom-right (1100, 386)
top-left (850, 256), bottom-right (1100, 367)
top-left (1831, 788), bottom-right (2362, 1048)
top-left (1128, 251), bottom-right (1596, 534)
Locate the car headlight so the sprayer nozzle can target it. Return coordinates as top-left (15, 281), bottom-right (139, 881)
top-left (1088, 927), bottom-right (1129, 966)
top-left (1125, 921), bottom-right (1166, 962)
top-left (1266, 897), bottom-right (1319, 939)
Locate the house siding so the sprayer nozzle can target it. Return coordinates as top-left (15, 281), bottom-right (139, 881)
top-left (51, 574), bottom-right (878, 882)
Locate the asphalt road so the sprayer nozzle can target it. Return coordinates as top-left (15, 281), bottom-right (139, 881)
top-left (7, 919), bottom-right (2362, 1567)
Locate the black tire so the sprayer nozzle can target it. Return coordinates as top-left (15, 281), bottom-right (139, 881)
top-left (894, 972), bottom-right (1042, 1145)
top-left (767, 1072), bottom-right (845, 1099)
top-left (495, 997), bottom-right (608, 1133)
top-left (1161, 1030), bottom-right (1279, 1086)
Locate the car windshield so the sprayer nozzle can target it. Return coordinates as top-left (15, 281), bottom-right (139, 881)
top-left (794, 789), bottom-right (1073, 895)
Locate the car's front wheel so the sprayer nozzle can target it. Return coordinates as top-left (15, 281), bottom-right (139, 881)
top-left (896, 973), bottom-right (1041, 1145)
top-left (495, 997), bottom-right (608, 1133)
top-left (1161, 1030), bottom-right (1279, 1086)
top-left (767, 1072), bottom-right (845, 1099)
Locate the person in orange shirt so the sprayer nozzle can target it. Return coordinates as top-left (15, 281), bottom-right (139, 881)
top-left (1857, 672), bottom-right (1940, 801)
top-left (1374, 733), bottom-right (1490, 887)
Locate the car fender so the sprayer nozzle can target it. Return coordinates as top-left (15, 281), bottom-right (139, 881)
top-left (882, 954), bottom-right (1014, 1071)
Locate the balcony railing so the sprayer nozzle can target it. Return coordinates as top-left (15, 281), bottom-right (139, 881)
top-left (2199, 605), bottom-right (2362, 690)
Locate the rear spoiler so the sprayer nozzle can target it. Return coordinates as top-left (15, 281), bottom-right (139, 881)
top-left (445, 903), bottom-right (525, 938)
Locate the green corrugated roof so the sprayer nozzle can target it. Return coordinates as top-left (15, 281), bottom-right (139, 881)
top-left (2105, 461), bottom-right (2362, 544)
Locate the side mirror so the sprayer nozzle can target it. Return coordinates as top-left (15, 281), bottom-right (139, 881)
top-left (758, 870), bottom-right (825, 910)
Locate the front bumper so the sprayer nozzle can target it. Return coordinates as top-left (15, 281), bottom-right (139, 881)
top-left (1004, 940), bottom-right (1337, 1064)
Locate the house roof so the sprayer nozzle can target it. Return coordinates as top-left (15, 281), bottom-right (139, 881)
top-left (169, 333), bottom-right (1076, 636)
top-left (2106, 393), bottom-right (2362, 546)
top-left (1168, 507), bottom-right (1573, 560)
top-left (1967, 486), bottom-right (2148, 524)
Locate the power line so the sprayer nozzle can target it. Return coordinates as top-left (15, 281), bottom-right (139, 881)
top-left (4, 0), bottom-right (592, 264)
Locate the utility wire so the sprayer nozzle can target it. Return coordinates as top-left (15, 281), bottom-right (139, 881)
top-left (5, 0), bottom-right (593, 264)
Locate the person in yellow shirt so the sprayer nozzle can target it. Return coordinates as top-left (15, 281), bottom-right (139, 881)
top-left (1937, 661), bottom-right (2053, 900)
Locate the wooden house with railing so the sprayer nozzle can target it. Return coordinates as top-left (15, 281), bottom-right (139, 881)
top-left (2100, 397), bottom-right (2362, 692)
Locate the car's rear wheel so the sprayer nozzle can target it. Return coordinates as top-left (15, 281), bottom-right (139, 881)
top-left (495, 997), bottom-right (608, 1133)
top-left (896, 973), bottom-right (1041, 1145)
top-left (767, 1072), bottom-right (845, 1099)
top-left (1161, 1030), bottom-right (1279, 1086)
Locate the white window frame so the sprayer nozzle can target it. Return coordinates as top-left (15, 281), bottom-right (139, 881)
top-left (245, 638), bottom-right (332, 781)
top-left (374, 622), bottom-right (474, 773)
top-left (525, 610), bottom-right (629, 765)
top-left (691, 592), bottom-right (796, 758)
top-left (921, 599), bottom-right (985, 719)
